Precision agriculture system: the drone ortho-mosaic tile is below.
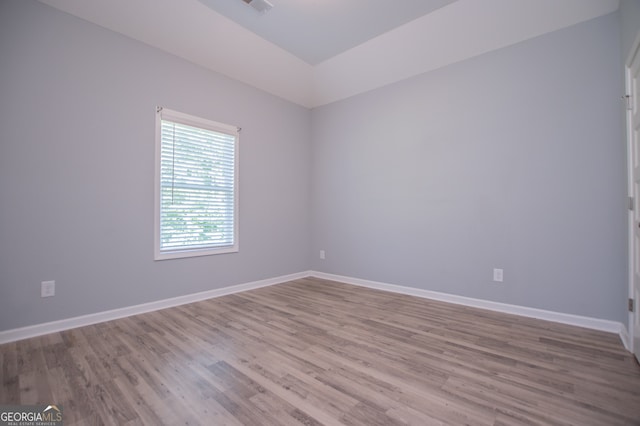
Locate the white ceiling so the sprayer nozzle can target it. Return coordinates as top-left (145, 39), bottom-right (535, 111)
top-left (38, 0), bottom-right (619, 108)
top-left (197, 0), bottom-right (458, 65)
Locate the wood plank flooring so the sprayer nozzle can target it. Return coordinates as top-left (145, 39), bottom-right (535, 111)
top-left (1, 277), bottom-right (639, 425)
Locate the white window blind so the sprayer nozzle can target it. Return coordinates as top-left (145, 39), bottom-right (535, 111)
top-left (155, 108), bottom-right (239, 260)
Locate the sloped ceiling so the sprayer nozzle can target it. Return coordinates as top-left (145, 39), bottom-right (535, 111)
top-left (38, 0), bottom-right (619, 108)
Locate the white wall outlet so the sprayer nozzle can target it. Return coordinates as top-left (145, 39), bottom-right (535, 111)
top-left (41, 280), bottom-right (55, 297)
top-left (320, 250), bottom-right (325, 260)
top-left (493, 268), bottom-right (504, 283)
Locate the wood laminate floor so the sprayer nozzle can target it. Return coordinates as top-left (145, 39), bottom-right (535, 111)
top-left (1, 277), bottom-right (639, 425)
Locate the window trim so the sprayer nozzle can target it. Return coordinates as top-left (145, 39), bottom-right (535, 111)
top-left (154, 107), bottom-right (239, 261)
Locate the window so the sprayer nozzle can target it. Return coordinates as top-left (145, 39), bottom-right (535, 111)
top-left (154, 107), bottom-right (239, 260)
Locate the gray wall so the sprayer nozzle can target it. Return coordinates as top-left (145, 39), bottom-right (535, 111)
top-left (311, 13), bottom-right (627, 323)
top-left (0, 1), bottom-right (629, 332)
top-left (0, 0), bottom-right (311, 331)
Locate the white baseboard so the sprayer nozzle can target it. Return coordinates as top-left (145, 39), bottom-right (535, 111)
top-left (2, 269), bottom-right (629, 351)
top-left (0, 271), bottom-right (311, 345)
top-left (619, 324), bottom-right (631, 352)
top-left (309, 271), bottom-right (627, 346)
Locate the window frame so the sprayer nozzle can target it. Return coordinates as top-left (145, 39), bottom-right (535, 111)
top-left (154, 107), bottom-right (239, 261)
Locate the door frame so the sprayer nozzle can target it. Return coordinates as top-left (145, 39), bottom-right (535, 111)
top-left (625, 30), bottom-right (640, 355)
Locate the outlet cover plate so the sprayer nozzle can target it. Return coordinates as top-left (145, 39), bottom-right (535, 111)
top-left (41, 280), bottom-right (55, 297)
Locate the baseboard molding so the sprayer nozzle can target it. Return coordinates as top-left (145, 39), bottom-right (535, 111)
top-left (0, 271), bottom-right (311, 345)
top-left (619, 324), bottom-right (631, 352)
top-left (309, 271), bottom-right (627, 345)
top-left (2, 269), bottom-right (629, 350)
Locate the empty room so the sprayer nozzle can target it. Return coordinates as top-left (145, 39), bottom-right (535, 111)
top-left (1, 0), bottom-right (640, 424)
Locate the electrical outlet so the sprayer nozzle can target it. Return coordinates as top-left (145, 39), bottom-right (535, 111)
top-left (320, 250), bottom-right (325, 260)
top-left (493, 269), bottom-right (504, 283)
top-left (41, 280), bottom-right (55, 297)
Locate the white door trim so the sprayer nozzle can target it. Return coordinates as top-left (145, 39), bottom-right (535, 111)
top-left (625, 30), bottom-right (640, 356)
